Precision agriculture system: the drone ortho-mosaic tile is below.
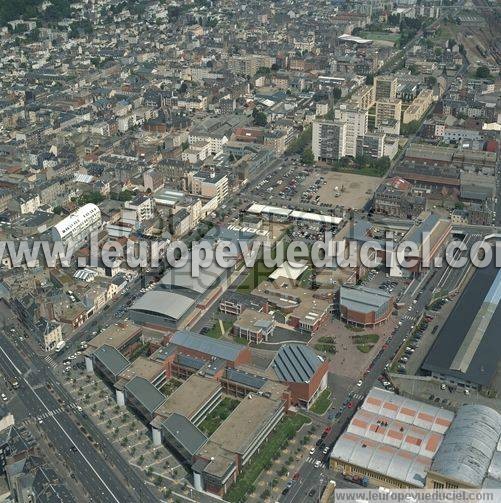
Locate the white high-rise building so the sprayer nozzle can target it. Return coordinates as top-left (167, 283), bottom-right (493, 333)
top-left (312, 120), bottom-right (347, 162)
top-left (334, 104), bottom-right (368, 158)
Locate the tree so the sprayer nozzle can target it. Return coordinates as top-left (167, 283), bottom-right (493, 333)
top-left (408, 64), bottom-right (419, 75)
top-left (255, 66), bottom-right (271, 78)
top-left (333, 86), bottom-right (342, 100)
top-left (301, 149), bottom-right (314, 165)
top-left (475, 66), bottom-right (491, 79)
top-left (252, 109), bottom-right (267, 127)
top-left (365, 74), bottom-right (374, 85)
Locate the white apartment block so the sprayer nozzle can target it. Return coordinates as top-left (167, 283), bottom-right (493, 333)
top-left (334, 104), bottom-right (368, 158)
top-left (312, 120), bottom-right (347, 162)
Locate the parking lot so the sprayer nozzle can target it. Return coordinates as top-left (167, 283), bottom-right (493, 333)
top-left (393, 295), bottom-right (454, 376)
top-left (294, 171), bottom-right (382, 210)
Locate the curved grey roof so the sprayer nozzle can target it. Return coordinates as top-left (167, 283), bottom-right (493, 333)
top-left (130, 291), bottom-right (194, 321)
top-left (159, 259), bottom-right (227, 295)
top-left (431, 404), bottom-right (501, 487)
top-left (125, 377), bottom-right (166, 414)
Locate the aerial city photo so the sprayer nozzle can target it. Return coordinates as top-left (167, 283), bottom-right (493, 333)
top-left (0, 0), bottom-right (499, 502)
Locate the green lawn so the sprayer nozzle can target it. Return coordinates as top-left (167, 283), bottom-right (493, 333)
top-left (199, 397), bottom-right (240, 437)
top-left (226, 414), bottom-right (310, 503)
top-left (314, 336), bottom-right (336, 354)
top-left (360, 31), bottom-right (399, 43)
top-left (206, 320), bottom-right (233, 339)
top-left (345, 324), bottom-right (364, 333)
top-left (160, 379), bottom-right (182, 397)
top-left (352, 333), bottom-right (379, 353)
top-left (310, 389), bottom-right (332, 415)
top-left (237, 259), bottom-right (275, 293)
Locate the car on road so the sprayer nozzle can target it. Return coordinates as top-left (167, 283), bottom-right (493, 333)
top-left (323, 446), bottom-right (329, 455)
top-left (356, 380), bottom-right (363, 387)
top-left (347, 401), bottom-right (353, 409)
top-left (309, 447), bottom-right (315, 455)
top-left (292, 472), bottom-right (300, 481)
top-left (314, 460), bottom-right (322, 468)
top-left (1, 393), bottom-right (7, 402)
top-left (286, 480), bottom-right (293, 488)
top-left (308, 488), bottom-right (316, 497)
top-left (282, 487), bottom-right (290, 495)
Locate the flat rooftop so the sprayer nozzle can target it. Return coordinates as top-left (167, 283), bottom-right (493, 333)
top-left (208, 393), bottom-right (284, 456)
top-left (86, 322), bottom-right (141, 352)
top-left (154, 374), bottom-right (221, 422)
top-left (234, 308), bottom-right (274, 332)
top-left (115, 357), bottom-right (165, 390)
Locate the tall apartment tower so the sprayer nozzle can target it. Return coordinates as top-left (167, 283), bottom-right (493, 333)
top-left (312, 120), bottom-right (347, 162)
top-left (374, 75), bottom-right (397, 100)
top-left (375, 98), bottom-right (402, 132)
top-left (334, 104), bottom-right (368, 158)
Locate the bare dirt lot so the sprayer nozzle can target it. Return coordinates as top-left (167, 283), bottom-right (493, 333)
top-left (296, 171), bottom-right (382, 210)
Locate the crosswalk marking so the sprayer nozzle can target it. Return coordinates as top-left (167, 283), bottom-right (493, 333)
top-left (351, 393), bottom-right (364, 401)
top-left (44, 355), bottom-right (57, 368)
top-left (20, 403), bottom-right (80, 426)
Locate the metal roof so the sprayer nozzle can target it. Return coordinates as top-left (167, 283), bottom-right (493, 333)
top-left (92, 345), bottom-right (130, 376)
top-left (330, 432), bottom-right (430, 487)
top-left (362, 388), bottom-right (454, 434)
top-left (330, 388), bottom-right (455, 488)
top-left (431, 405), bottom-right (501, 487)
top-left (340, 285), bottom-right (392, 314)
top-left (176, 354), bottom-right (206, 370)
top-left (403, 212), bottom-right (440, 246)
top-left (422, 261), bottom-right (501, 386)
top-left (226, 368), bottom-right (267, 390)
top-left (124, 376), bottom-right (166, 414)
top-left (130, 291), bottom-right (194, 321)
top-left (161, 413), bottom-right (207, 456)
top-left (159, 259), bottom-right (227, 295)
top-left (171, 330), bottom-right (245, 362)
top-left (272, 344), bottom-right (322, 383)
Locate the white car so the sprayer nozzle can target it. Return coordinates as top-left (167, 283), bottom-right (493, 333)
top-left (309, 447), bottom-right (315, 455)
top-left (1, 393), bottom-right (7, 402)
top-left (314, 460), bottom-right (321, 468)
top-left (356, 380), bottom-right (363, 387)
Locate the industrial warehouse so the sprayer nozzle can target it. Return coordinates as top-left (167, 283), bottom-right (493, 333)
top-left (330, 387), bottom-right (501, 490)
top-left (422, 260), bottom-right (501, 391)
